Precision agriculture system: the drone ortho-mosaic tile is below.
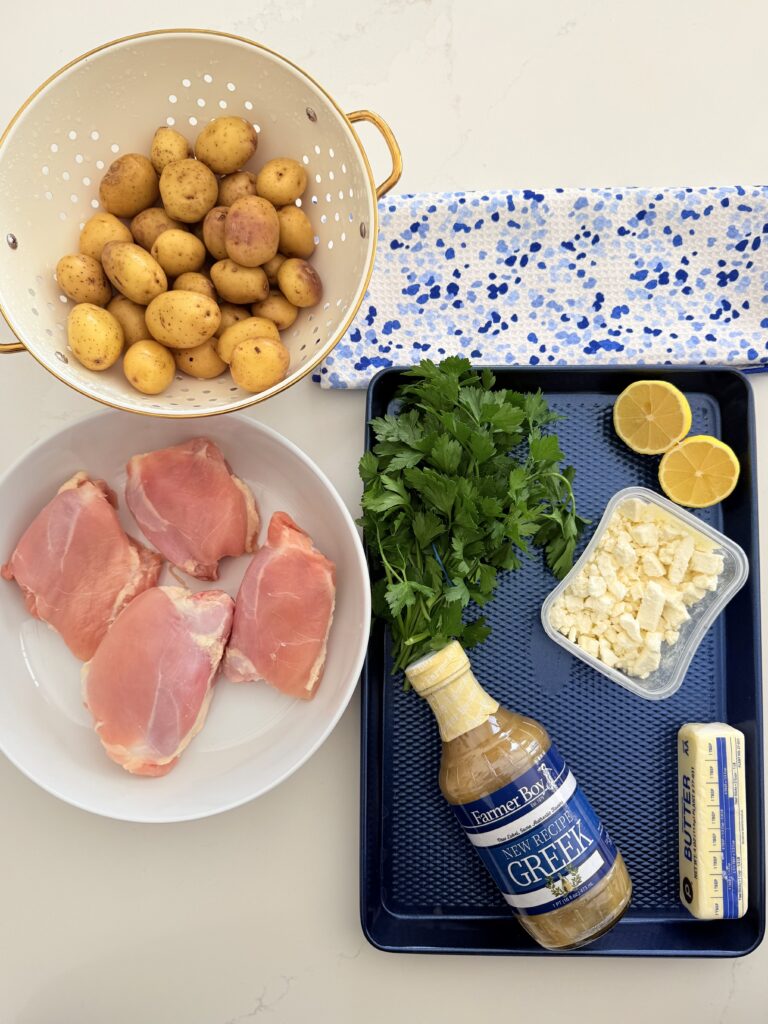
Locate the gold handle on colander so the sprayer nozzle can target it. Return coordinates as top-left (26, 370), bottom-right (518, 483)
top-left (347, 110), bottom-right (402, 199)
top-left (0, 336), bottom-right (25, 354)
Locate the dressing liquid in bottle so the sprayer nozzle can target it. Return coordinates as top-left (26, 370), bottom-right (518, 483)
top-left (405, 641), bottom-right (632, 950)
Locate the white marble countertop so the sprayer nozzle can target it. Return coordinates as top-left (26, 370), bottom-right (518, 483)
top-left (1, 2), bottom-right (766, 1020)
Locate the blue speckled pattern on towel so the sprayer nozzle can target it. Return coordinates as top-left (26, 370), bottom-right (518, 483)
top-left (316, 186), bottom-right (768, 388)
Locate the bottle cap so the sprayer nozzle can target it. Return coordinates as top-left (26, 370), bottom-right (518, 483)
top-left (405, 641), bottom-right (470, 696)
top-left (406, 641), bottom-right (498, 740)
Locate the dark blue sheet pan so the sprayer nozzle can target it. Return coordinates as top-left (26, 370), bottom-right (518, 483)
top-left (360, 366), bottom-right (764, 956)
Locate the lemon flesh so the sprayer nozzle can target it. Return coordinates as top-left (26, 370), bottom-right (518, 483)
top-left (613, 380), bottom-right (692, 455)
top-left (658, 435), bottom-right (740, 508)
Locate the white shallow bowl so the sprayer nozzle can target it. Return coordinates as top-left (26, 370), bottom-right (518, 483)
top-left (0, 411), bottom-right (370, 822)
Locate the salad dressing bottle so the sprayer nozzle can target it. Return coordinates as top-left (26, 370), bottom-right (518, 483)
top-left (406, 642), bottom-right (632, 950)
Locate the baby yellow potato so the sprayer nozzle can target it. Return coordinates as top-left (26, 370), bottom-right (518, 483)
top-left (261, 253), bottom-right (286, 287)
top-left (214, 302), bottom-right (250, 337)
top-left (123, 339), bottom-right (176, 394)
top-left (173, 272), bottom-right (217, 301)
top-left (210, 260), bottom-right (269, 304)
top-left (277, 205), bottom-right (315, 259)
top-left (216, 316), bottom-right (281, 364)
top-left (79, 212), bottom-right (133, 261)
top-left (218, 171), bottom-right (258, 207)
top-left (195, 116), bottom-right (258, 175)
top-left (277, 258), bottom-right (323, 308)
top-left (107, 295), bottom-right (149, 346)
top-left (150, 229), bottom-right (206, 277)
top-left (102, 242), bottom-right (167, 305)
top-left (230, 337), bottom-right (290, 394)
top-left (130, 207), bottom-right (183, 250)
top-left (67, 303), bottom-right (124, 370)
top-left (252, 289), bottom-right (298, 331)
top-left (224, 195), bottom-right (279, 267)
top-left (160, 158), bottom-right (218, 223)
top-left (56, 254), bottom-right (112, 306)
top-left (145, 290), bottom-right (221, 349)
top-left (174, 339), bottom-right (228, 379)
top-left (256, 158), bottom-right (307, 207)
top-left (99, 154), bottom-right (159, 218)
top-left (202, 206), bottom-right (229, 261)
top-left (150, 127), bottom-right (190, 174)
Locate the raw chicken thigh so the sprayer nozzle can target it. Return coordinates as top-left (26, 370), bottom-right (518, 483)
top-left (224, 512), bottom-right (336, 699)
top-left (126, 437), bottom-right (259, 580)
top-left (83, 586), bottom-right (234, 777)
top-left (2, 472), bottom-right (162, 660)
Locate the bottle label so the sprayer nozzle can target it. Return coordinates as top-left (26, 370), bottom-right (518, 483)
top-left (452, 745), bottom-right (618, 916)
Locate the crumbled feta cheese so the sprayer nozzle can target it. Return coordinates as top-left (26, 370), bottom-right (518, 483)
top-left (577, 635), bottom-right (599, 658)
top-left (641, 550), bottom-right (665, 577)
top-left (628, 580), bottom-right (644, 603)
top-left (631, 523), bottom-right (659, 548)
top-left (662, 600), bottom-right (690, 628)
top-left (692, 573), bottom-right (718, 593)
top-left (613, 537), bottom-right (637, 567)
top-left (550, 604), bottom-right (568, 631)
top-left (658, 543), bottom-right (676, 566)
top-left (576, 612), bottom-right (593, 635)
top-left (637, 581), bottom-right (665, 631)
top-left (659, 523), bottom-right (681, 542)
top-left (586, 593), bottom-right (615, 615)
top-left (623, 563), bottom-right (640, 583)
top-left (619, 612), bottom-right (642, 644)
top-left (549, 497), bottom-right (724, 681)
top-left (596, 552), bottom-right (617, 580)
top-left (645, 631), bottom-right (663, 654)
top-left (613, 628), bottom-right (640, 655)
top-left (632, 647), bottom-right (662, 679)
top-left (668, 535), bottom-right (695, 584)
top-left (657, 580), bottom-right (680, 602)
top-left (691, 551), bottom-right (724, 575)
top-left (681, 581), bottom-right (706, 606)
top-left (599, 639), bottom-right (618, 667)
top-left (620, 498), bottom-right (648, 522)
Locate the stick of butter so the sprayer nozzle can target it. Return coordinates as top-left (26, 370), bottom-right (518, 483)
top-left (678, 723), bottom-right (748, 920)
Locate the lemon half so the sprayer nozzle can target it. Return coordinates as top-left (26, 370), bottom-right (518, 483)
top-left (613, 380), bottom-right (692, 455)
top-left (658, 435), bottom-right (740, 508)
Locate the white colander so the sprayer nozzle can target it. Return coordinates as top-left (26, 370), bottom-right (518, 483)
top-left (0, 29), bottom-right (401, 417)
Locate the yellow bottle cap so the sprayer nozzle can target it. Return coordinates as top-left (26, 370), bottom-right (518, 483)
top-left (406, 642), bottom-right (499, 741)
top-left (405, 641), bottom-right (469, 696)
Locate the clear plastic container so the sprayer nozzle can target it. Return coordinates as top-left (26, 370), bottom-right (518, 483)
top-left (540, 487), bottom-right (749, 700)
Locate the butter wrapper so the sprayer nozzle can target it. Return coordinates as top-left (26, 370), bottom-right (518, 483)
top-left (678, 722), bottom-right (748, 920)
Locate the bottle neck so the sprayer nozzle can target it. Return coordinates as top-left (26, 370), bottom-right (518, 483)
top-left (422, 666), bottom-right (499, 742)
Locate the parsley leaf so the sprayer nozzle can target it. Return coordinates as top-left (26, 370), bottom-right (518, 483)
top-left (360, 357), bottom-right (587, 673)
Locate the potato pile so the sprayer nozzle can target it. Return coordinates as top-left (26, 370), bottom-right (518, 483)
top-left (55, 117), bottom-right (323, 396)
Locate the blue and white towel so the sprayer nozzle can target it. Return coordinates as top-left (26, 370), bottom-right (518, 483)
top-left (316, 186), bottom-right (768, 388)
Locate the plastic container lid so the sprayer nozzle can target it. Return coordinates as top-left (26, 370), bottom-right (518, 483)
top-left (540, 486), bottom-right (749, 700)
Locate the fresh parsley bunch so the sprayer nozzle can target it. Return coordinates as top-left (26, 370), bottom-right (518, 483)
top-left (359, 357), bottom-right (587, 672)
